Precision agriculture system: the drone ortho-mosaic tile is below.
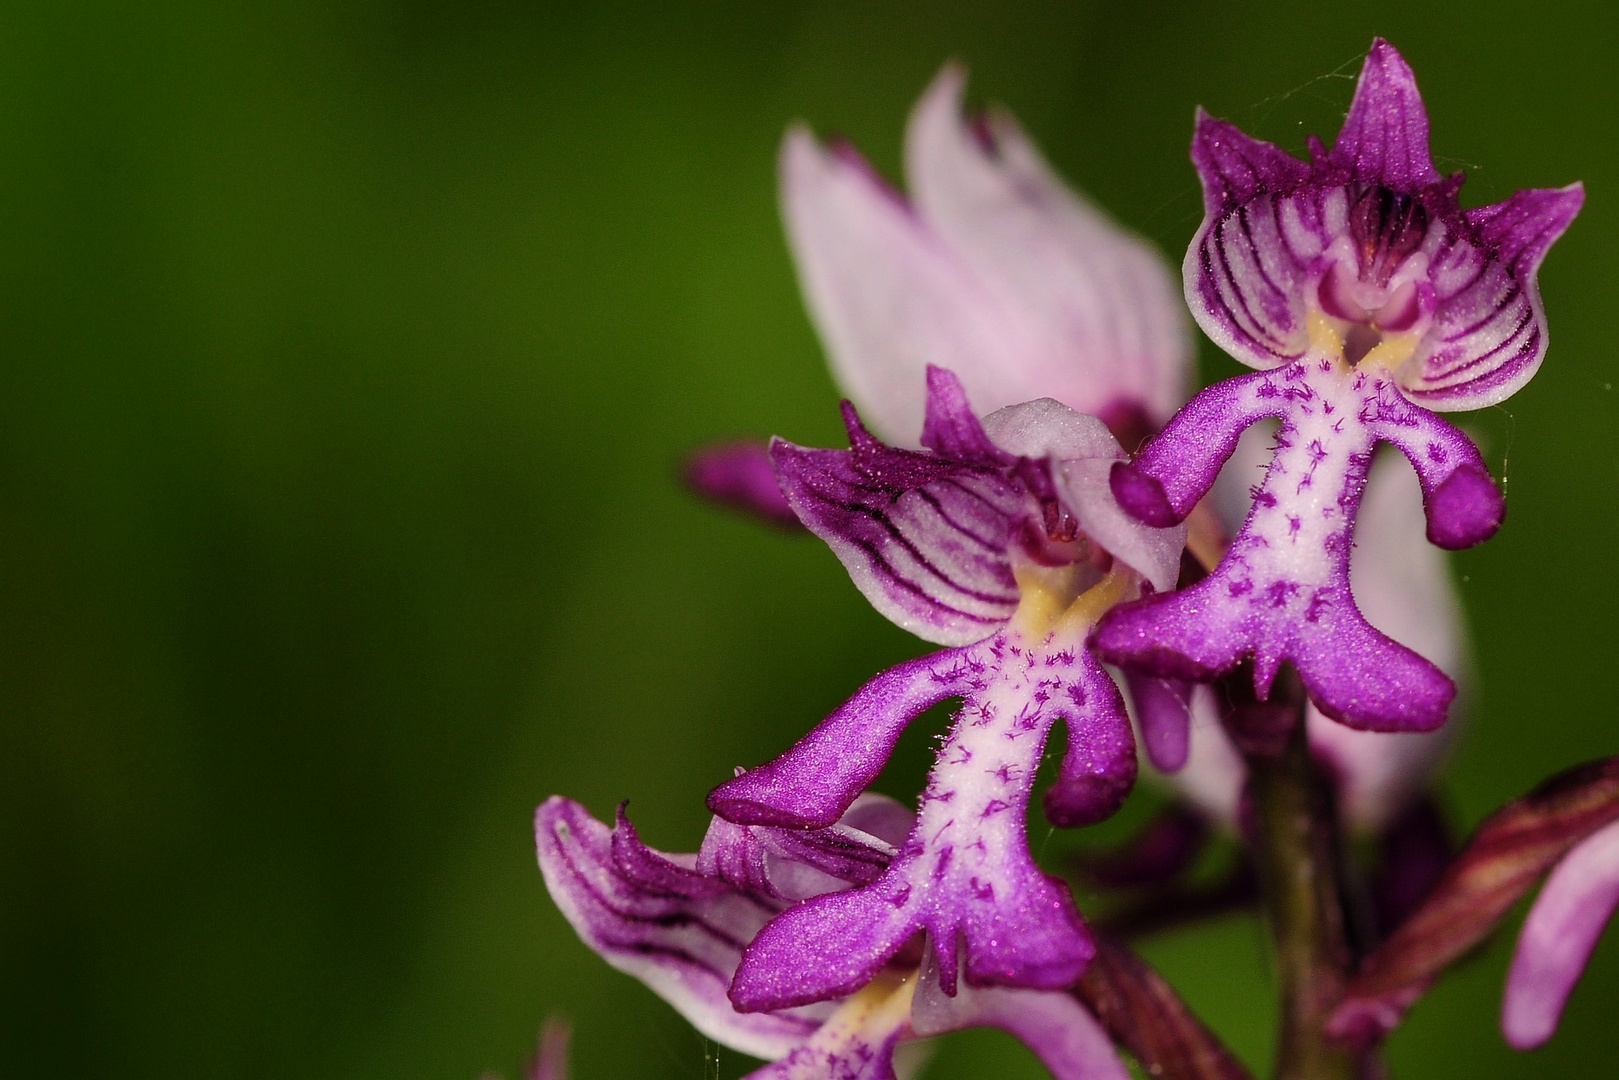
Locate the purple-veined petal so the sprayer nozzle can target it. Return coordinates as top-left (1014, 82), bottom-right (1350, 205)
top-left (780, 126), bottom-right (1034, 446)
top-left (912, 950), bottom-right (1131, 1080)
top-left (1181, 40), bottom-right (1579, 408)
top-left (905, 65), bottom-right (1190, 426)
top-left (1190, 112), bottom-right (1314, 220)
top-left (694, 815), bottom-right (782, 900)
top-left (710, 648), bottom-right (974, 829)
top-left (535, 798), bottom-right (827, 1059)
top-left (1502, 818), bottom-right (1619, 1049)
top-left (777, 367), bottom-right (1187, 641)
top-left (1403, 183), bottom-right (1584, 411)
top-left (771, 403), bottom-right (1024, 646)
top-left (741, 974), bottom-right (917, 1080)
top-left (918, 363), bottom-right (1006, 462)
top-left (697, 794), bottom-right (910, 903)
top-left (1328, 39), bottom-right (1440, 189)
top-left (1183, 112), bottom-right (1319, 370)
top-left (686, 441), bottom-right (803, 529)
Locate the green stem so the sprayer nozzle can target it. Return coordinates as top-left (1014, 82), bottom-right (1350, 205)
top-left (1243, 674), bottom-right (1360, 1080)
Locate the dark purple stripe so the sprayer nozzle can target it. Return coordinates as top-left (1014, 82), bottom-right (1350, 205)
top-left (1206, 227), bottom-right (1295, 359)
top-left (1441, 279), bottom-right (1525, 343)
top-left (1436, 255), bottom-right (1489, 304)
top-left (793, 467), bottom-right (1022, 607)
top-left (1428, 323), bottom-right (1539, 389)
top-left (847, 535), bottom-right (1017, 625)
top-left (1237, 202), bottom-right (1289, 309)
top-left (552, 832), bottom-right (774, 953)
top-left (914, 487), bottom-right (1005, 552)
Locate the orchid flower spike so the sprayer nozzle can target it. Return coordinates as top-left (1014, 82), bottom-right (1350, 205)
top-left (536, 796), bottom-right (1130, 1080)
top-left (1095, 39), bottom-right (1581, 733)
top-left (707, 367), bottom-right (1185, 1011)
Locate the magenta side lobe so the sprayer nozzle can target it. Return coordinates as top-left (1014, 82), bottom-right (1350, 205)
top-left (709, 649), bottom-right (973, 829)
top-left (1109, 369), bottom-right (1286, 525)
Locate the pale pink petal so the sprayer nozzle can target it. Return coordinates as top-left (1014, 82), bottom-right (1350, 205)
top-left (529, 1019), bottom-right (570, 1080)
top-left (905, 66), bottom-right (1191, 426)
top-left (1058, 456), bottom-right (1185, 593)
top-left (780, 127), bottom-right (1030, 445)
top-left (1502, 818), bottom-right (1619, 1049)
top-left (535, 799), bottom-right (829, 1059)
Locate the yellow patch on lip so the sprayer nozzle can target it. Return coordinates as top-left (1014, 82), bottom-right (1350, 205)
top-left (1306, 309), bottom-right (1347, 360)
top-left (1010, 562), bottom-right (1134, 641)
top-left (807, 969), bottom-right (917, 1048)
top-left (1356, 331), bottom-right (1417, 373)
top-left (1306, 308), bottom-right (1417, 373)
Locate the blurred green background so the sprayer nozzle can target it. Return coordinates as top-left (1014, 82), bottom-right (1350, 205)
top-left (0, 1), bottom-right (1613, 1077)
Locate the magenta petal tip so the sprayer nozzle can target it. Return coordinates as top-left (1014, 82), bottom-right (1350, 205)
top-left (1424, 464), bottom-right (1504, 550)
top-left (1110, 460), bottom-right (1180, 527)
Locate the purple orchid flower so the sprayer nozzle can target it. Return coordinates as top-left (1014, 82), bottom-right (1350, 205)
top-left (706, 364), bottom-right (1185, 1012)
top-left (1502, 817), bottom-right (1619, 1049)
top-left (536, 795), bottom-right (1130, 1079)
top-left (1094, 39), bottom-right (1581, 734)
